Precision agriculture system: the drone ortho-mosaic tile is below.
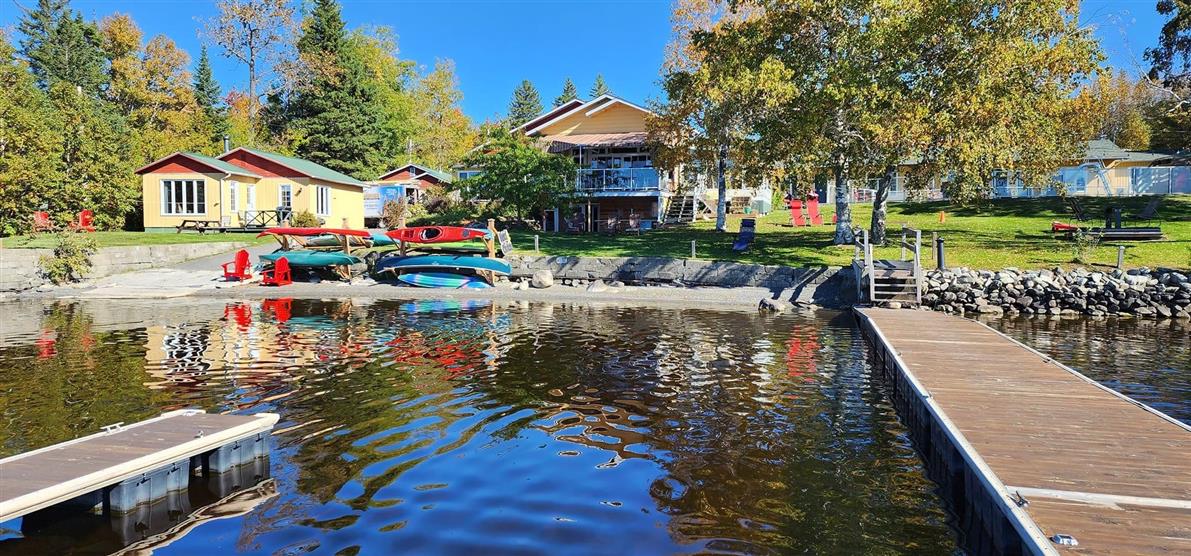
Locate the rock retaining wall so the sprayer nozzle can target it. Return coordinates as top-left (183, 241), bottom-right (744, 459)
top-left (506, 255), bottom-right (854, 306)
top-left (1, 242), bottom-right (248, 293)
top-left (922, 267), bottom-right (1191, 319)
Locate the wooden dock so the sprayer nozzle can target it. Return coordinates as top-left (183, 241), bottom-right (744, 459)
top-left (0, 409), bottom-right (279, 522)
top-left (855, 308), bottom-right (1191, 555)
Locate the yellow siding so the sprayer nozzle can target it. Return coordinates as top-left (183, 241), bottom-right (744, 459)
top-left (535, 103), bottom-right (648, 136)
top-left (143, 174), bottom-right (364, 230)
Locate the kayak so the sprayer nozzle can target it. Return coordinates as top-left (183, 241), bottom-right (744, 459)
top-left (397, 272), bottom-right (493, 289)
top-left (258, 227), bottom-right (371, 238)
top-left (303, 230), bottom-right (396, 248)
top-left (385, 226), bottom-right (492, 244)
top-left (375, 254), bottom-right (511, 276)
top-left (259, 250), bottom-right (361, 267)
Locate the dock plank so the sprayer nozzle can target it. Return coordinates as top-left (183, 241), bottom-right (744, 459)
top-left (0, 410), bottom-right (278, 521)
top-left (856, 308), bottom-right (1191, 554)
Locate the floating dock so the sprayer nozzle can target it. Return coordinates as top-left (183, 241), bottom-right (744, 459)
top-left (855, 308), bottom-right (1191, 555)
top-left (0, 409), bottom-right (279, 523)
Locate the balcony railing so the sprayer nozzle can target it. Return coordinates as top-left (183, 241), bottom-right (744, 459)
top-left (577, 168), bottom-right (661, 192)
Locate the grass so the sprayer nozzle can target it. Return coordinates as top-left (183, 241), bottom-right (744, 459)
top-left (506, 195), bottom-right (1191, 271)
top-left (1, 231), bottom-right (272, 249)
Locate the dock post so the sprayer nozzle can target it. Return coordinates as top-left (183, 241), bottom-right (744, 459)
top-left (690, 240), bottom-right (696, 259)
top-left (534, 235), bottom-right (540, 253)
top-left (1117, 245), bottom-right (1125, 269)
top-left (935, 237), bottom-right (946, 270)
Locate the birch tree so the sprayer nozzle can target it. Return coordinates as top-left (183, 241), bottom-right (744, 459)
top-left (201, 0), bottom-right (294, 126)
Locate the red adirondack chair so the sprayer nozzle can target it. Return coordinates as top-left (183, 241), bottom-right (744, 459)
top-left (807, 196), bottom-right (824, 226)
top-left (789, 199), bottom-right (806, 227)
top-left (68, 210), bottom-right (96, 232)
top-left (261, 257), bottom-right (293, 286)
top-left (221, 249), bottom-right (253, 281)
top-left (31, 211), bottom-right (56, 233)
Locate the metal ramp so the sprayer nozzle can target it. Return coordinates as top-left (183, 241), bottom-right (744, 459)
top-left (852, 226), bottom-right (923, 305)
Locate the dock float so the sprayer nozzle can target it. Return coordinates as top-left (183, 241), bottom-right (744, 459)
top-left (855, 308), bottom-right (1191, 555)
top-left (0, 409), bottom-right (279, 523)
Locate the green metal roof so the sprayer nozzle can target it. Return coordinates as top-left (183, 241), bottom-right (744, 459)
top-left (233, 147), bottom-right (369, 187)
top-left (181, 152), bottom-right (262, 178)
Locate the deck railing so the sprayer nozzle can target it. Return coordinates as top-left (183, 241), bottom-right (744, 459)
top-left (852, 228), bottom-right (873, 302)
top-left (899, 224), bottom-right (923, 305)
top-left (576, 168), bottom-right (661, 192)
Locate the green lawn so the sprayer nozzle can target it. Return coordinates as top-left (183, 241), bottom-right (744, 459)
top-left (1, 231), bottom-right (272, 249)
top-left (507, 195), bottom-right (1191, 271)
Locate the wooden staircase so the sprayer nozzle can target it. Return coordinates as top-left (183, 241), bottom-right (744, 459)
top-left (852, 226), bottom-right (923, 306)
top-left (662, 184), bottom-right (711, 225)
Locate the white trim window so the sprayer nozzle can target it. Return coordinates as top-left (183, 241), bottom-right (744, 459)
top-left (161, 179), bottom-right (206, 215)
top-left (228, 181), bottom-right (239, 213)
top-left (279, 184), bottom-right (293, 210)
top-left (316, 185), bottom-right (331, 216)
top-left (245, 184), bottom-right (256, 211)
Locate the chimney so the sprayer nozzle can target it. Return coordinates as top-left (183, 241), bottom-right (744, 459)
top-left (223, 134), bottom-right (231, 153)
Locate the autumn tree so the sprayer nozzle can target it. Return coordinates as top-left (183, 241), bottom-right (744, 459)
top-left (1145, 2), bottom-right (1191, 152)
top-left (50, 83), bottom-right (138, 229)
top-left (589, 73), bottom-right (611, 97)
top-left (507, 80), bottom-right (542, 127)
top-left (411, 60), bottom-right (476, 169)
top-left (202, 0), bottom-right (294, 127)
top-left (554, 77), bottom-right (579, 106)
top-left (0, 34), bottom-right (63, 234)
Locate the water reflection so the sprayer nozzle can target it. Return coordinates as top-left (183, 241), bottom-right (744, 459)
top-left (0, 299), bottom-right (957, 554)
top-left (982, 314), bottom-right (1191, 425)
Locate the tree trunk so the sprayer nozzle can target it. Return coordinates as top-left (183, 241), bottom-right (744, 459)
top-left (715, 142), bottom-right (728, 232)
top-left (832, 156), bottom-right (854, 244)
top-left (870, 164), bottom-right (894, 245)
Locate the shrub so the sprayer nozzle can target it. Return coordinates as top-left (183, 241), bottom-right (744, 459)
top-left (1071, 229), bottom-right (1101, 264)
top-left (39, 232), bottom-right (98, 284)
top-left (381, 198), bottom-right (408, 229)
top-left (289, 210), bottom-right (320, 228)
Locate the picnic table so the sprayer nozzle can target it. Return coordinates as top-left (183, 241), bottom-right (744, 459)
top-left (176, 219), bottom-right (224, 233)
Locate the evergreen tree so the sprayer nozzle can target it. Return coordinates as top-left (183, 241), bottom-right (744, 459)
top-left (288, 0), bottom-right (388, 179)
top-left (193, 46), bottom-right (229, 149)
top-left (589, 73), bottom-right (611, 98)
top-left (507, 79), bottom-right (542, 127)
top-left (554, 77), bottom-right (578, 106)
top-left (18, 1), bottom-right (108, 94)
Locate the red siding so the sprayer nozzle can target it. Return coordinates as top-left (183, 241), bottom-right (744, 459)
top-left (221, 150), bottom-right (304, 178)
top-left (138, 154), bottom-right (219, 175)
top-left (378, 167), bottom-right (443, 187)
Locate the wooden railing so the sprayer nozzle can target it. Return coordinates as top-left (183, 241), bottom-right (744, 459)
top-left (898, 224), bottom-right (923, 305)
top-left (852, 227), bottom-right (873, 302)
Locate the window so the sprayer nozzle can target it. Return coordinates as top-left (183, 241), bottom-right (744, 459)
top-left (161, 179), bottom-right (206, 215)
top-left (228, 181), bottom-right (238, 212)
top-left (316, 185), bottom-right (331, 215)
top-left (279, 184), bottom-right (292, 210)
top-left (458, 170), bottom-right (483, 180)
top-left (245, 184), bottom-right (256, 211)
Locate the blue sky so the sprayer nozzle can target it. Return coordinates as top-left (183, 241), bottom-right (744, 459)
top-left (0, 1), bottom-right (1173, 122)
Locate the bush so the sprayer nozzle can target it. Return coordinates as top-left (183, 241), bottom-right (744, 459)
top-left (1071, 229), bottom-right (1101, 264)
top-left (289, 210), bottom-right (320, 228)
top-left (39, 232), bottom-right (98, 284)
top-left (381, 198), bottom-right (408, 229)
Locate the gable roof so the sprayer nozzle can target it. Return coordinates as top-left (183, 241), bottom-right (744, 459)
top-left (221, 147), bottom-right (368, 188)
top-left (377, 163), bottom-right (453, 183)
top-left (135, 151), bottom-right (262, 179)
top-left (511, 98), bottom-right (587, 134)
top-left (523, 94), bottom-right (654, 136)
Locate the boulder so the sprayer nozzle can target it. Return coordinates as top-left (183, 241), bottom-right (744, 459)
top-left (759, 298), bottom-right (794, 313)
top-left (530, 270), bottom-right (554, 289)
top-left (586, 280), bottom-right (609, 293)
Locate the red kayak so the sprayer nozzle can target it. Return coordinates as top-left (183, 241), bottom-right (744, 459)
top-left (258, 227), bottom-right (371, 237)
top-left (385, 226), bottom-right (492, 244)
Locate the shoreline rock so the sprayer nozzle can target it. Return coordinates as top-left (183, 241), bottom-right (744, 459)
top-left (922, 267), bottom-right (1190, 319)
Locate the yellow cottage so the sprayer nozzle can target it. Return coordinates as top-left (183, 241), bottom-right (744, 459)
top-left (136, 147), bottom-right (367, 232)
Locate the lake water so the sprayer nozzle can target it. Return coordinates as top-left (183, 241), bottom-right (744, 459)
top-left (0, 299), bottom-right (1185, 555)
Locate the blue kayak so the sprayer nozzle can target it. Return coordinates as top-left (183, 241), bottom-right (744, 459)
top-left (398, 272), bottom-right (492, 289)
top-left (260, 250), bottom-right (361, 267)
top-left (376, 255), bottom-right (511, 276)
